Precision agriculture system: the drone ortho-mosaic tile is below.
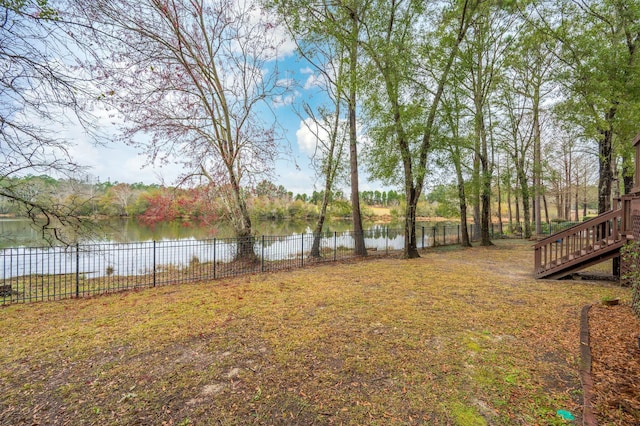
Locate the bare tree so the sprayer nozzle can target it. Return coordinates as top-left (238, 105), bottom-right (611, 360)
top-left (299, 102), bottom-right (348, 258)
top-left (0, 1), bottom-right (95, 243)
top-left (80, 0), bottom-right (289, 260)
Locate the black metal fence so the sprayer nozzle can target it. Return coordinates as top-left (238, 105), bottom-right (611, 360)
top-left (1, 224), bottom-right (478, 305)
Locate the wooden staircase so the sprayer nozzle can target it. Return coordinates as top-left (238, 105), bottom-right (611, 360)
top-left (534, 205), bottom-right (628, 279)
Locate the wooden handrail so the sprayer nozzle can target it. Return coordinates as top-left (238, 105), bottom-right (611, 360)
top-left (533, 209), bottom-right (621, 249)
top-left (534, 207), bottom-right (625, 278)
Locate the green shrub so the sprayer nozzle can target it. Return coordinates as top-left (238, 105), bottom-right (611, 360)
top-left (329, 200), bottom-right (352, 217)
top-left (287, 200), bottom-right (317, 219)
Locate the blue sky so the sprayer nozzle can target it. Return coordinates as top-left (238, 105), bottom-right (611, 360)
top-left (63, 37), bottom-right (382, 196)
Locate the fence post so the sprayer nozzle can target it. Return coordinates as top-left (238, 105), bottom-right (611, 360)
top-left (301, 234), bottom-right (304, 267)
top-left (432, 227), bottom-right (436, 247)
top-left (75, 243), bottom-right (80, 298)
top-left (213, 238), bottom-right (216, 280)
top-left (334, 232), bottom-right (337, 261)
top-left (421, 226), bottom-right (425, 249)
top-left (14, 249), bottom-right (18, 301)
top-left (443, 226), bottom-right (446, 245)
top-left (261, 235), bottom-right (265, 272)
top-left (153, 241), bottom-right (156, 287)
top-left (457, 224), bottom-right (460, 244)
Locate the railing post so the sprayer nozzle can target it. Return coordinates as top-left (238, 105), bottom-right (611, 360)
top-left (334, 232), bottom-right (337, 261)
top-left (301, 234), bottom-right (304, 267)
top-left (421, 226), bottom-right (424, 249)
top-left (443, 226), bottom-right (446, 245)
top-left (213, 238), bottom-right (216, 280)
top-left (75, 243), bottom-right (80, 298)
top-left (432, 227), bottom-right (436, 247)
top-left (153, 240), bottom-right (156, 287)
top-left (261, 235), bottom-right (265, 272)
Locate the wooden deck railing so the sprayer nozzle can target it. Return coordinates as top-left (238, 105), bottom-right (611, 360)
top-left (534, 207), bottom-right (626, 278)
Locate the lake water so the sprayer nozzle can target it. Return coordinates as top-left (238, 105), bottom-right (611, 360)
top-left (0, 217), bottom-right (448, 248)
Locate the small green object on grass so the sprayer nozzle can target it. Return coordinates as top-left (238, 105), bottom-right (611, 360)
top-left (557, 409), bottom-right (574, 421)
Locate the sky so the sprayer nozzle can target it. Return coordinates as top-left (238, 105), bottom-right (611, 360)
top-left (58, 6), bottom-right (384, 197)
top-left (62, 64), bottom-right (322, 195)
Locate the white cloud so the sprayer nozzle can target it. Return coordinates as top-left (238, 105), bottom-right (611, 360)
top-left (273, 90), bottom-right (300, 108)
top-left (303, 74), bottom-right (323, 90)
top-left (300, 67), bottom-right (314, 75)
top-left (235, 0), bottom-right (297, 61)
top-left (296, 118), bottom-right (324, 156)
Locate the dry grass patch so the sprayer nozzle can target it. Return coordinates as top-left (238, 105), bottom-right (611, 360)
top-left (0, 240), bottom-right (631, 425)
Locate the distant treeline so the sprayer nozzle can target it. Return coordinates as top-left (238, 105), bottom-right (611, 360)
top-left (0, 176), bottom-right (427, 224)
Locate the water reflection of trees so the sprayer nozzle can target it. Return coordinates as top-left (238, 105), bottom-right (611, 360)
top-left (0, 218), bottom-right (457, 247)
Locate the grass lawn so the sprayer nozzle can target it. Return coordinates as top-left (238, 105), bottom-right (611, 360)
top-left (0, 240), bottom-right (631, 425)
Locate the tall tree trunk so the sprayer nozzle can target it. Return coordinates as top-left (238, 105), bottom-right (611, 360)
top-left (476, 101), bottom-right (492, 246)
top-left (348, 14), bottom-right (366, 257)
top-left (310, 108), bottom-right (342, 258)
top-left (533, 85), bottom-right (542, 235)
top-left (622, 149), bottom-right (634, 194)
top-left (574, 167), bottom-right (580, 221)
top-left (516, 161), bottom-right (531, 239)
top-left (564, 149), bottom-right (572, 220)
top-left (575, 182), bottom-right (579, 221)
top-left (532, 199), bottom-right (536, 230)
top-left (311, 173), bottom-right (336, 259)
top-left (542, 194), bottom-right (551, 225)
top-left (543, 194), bottom-right (549, 224)
top-left (404, 186), bottom-right (419, 257)
top-left (231, 177), bottom-right (256, 262)
top-left (480, 169), bottom-right (493, 245)
top-left (496, 160), bottom-right (503, 235)
top-left (597, 110), bottom-right (616, 214)
top-left (455, 157), bottom-right (472, 247)
top-left (473, 148), bottom-right (481, 240)
top-left (392, 97), bottom-right (419, 258)
top-left (507, 171), bottom-right (513, 233)
top-left (555, 184), bottom-right (563, 219)
top-left (310, 204), bottom-right (327, 258)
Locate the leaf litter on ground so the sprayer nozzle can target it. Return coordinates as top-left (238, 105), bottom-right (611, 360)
top-left (0, 239), bottom-right (635, 425)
